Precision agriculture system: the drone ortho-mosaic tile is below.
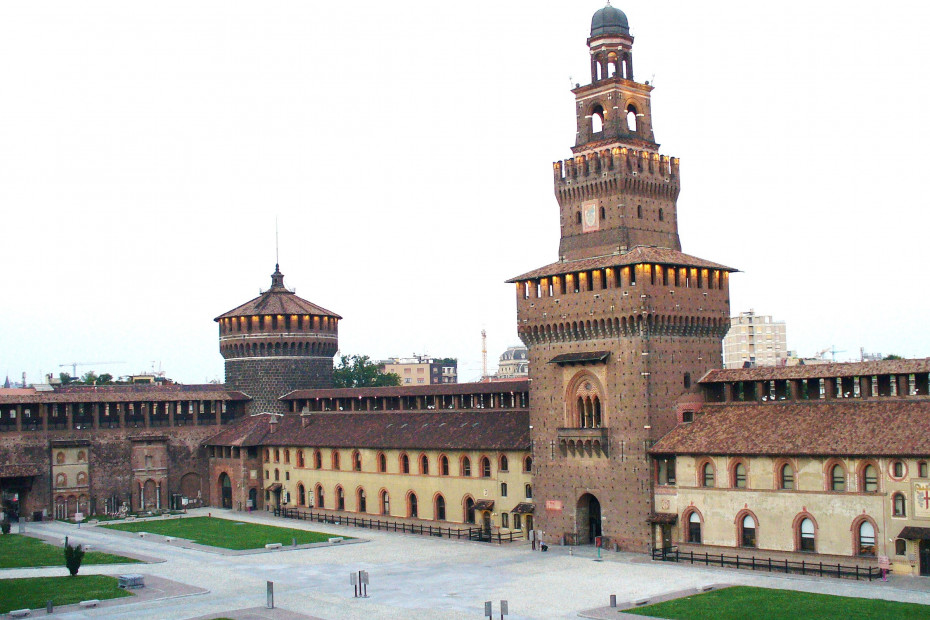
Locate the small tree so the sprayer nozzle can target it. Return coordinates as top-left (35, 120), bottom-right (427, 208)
top-left (0, 520), bottom-right (10, 535)
top-left (64, 540), bottom-right (85, 576)
top-left (332, 355), bottom-right (401, 388)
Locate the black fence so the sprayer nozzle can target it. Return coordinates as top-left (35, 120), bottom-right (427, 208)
top-left (273, 506), bottom-right (520, 544)
top-left (652, 546), bottom-right (880, 581)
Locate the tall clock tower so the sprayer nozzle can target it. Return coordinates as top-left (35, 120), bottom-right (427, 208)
top-left (509, 4), bottom-right (735, 552)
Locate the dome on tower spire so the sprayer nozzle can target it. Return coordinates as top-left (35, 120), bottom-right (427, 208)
top-left (591, 3), bottom-right (630, 37)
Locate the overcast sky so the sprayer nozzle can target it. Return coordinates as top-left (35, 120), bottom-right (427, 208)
top-left (2, 1), bottom-right (929, 385)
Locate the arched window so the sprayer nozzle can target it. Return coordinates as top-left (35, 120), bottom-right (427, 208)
top-left (499, 455), bottom-right (509, 472)
top-left (857, 520), bottom-right (877, 556)
top-left (76, 472), bottom-right (87, 486)
top-left (798, 517), bottom-right (815, 552)
top-left (570, 376), bottom-right (605, 429)
top-left (779, 463), bottom-right (794, 490)
top-left (378, 452), bottom-right (387, 473)
top-left (576, 211), bottom-right (582, 225)
top-left (380, 490), bottom-right (390, 516)
top-left (700, 462), bottom-right (715, 488)
top-left (732, 462), bottom-right (747, 489)
top-left (408, 492), bottom-right (418, 518)
top-left (861, 464), bottom-right (878, 492)
top-left (892, 460), bottom-right (905, 479)
top-left (284, 449), bottom-right (290, 464)
top-left (739, 514), bottom-right (757, 548)
top-left (687, 511), bottom-right (702, 544)
top-left (77, 450), bottom-right (86, 462)
top-left (599, 206), bottom-right (606, 221)
top-left (352, 450), bottom-right (362, 472)
top-left (893, 493), bottom-right (907, 517)
top-left (435, 494), bottom-right (446, 521)
top-left (56, 473), bottom-right (67, 487)
top-left (336, 486), bottom-right (345, 510)
top-left (480, 457), bottom-right (491, 478)
top-left (401, 453), bottom-right (410, 474)
top-left (274, 468), bottom-right (280, 481)
top-left (332, 451), bottom-right (340, 470)
top-left (461, 457), bottom-right (471, 477)
top-left (591, 104), bottom-right (604, 134)
top-left (525, 483), bottom-right (533, 499)
top-left (626, 104), bottom-right (637, 131)
top-left (296, 450), bottom-right (305, 468)
top-left (297, 483), bottom-right (305, 506)
top-left (357, 488), bottom-right (367, 513)
top-left (274, 449), bottom-right (280, 463)
top-left (830, 464), bottom-right (846, 491)
top-left (264, 449), bottom-right (270, 463)
top-left (523, 456), bottom-right (533, 473)
top-left (315, 484), bottom-right (324, 508)
top-left (464, 496), bottom-right (476, 524)
top-left (440, 455), bottom-right (449, 476)
top-left (420, 454), bottom-right (429, 475)
top-left (501, 482), bottom-right (508, 497)
top-left (896, 539), bottom-right (907, 556)
top-left (313, 450), bottom-right (322, 469)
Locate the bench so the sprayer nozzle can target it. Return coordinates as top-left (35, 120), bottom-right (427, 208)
top-left (634, 598), bottom-right (650, 606)
top-left (9, 610), bottom-right (30, 618)
top-left (118, 574), bottom-right (145, 589)
top-left (80, 600), bottom-right (100, 608)
top-left (328, 537), bottom-right (343, 544)
top-left (265, 543), bottom-right (282, 549)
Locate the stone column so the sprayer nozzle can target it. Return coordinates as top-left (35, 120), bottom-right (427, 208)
top-left (168, 402), bottom-right (175, 427)
top-left (66, 403), bottom-right (74, 430)
top-left (14, 405), bottom-right (22, 432)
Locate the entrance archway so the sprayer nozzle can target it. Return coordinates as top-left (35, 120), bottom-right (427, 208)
top-left (248, 487), bottom-right (257, 511)
top-left (219, 473), bottom-right (232, 509)
top-left (464, 497), bottom-right (476, 524)
top-left (576, 493), bottom-right (602, 543)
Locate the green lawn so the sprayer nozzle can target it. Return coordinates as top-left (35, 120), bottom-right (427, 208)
top-left (0, 535), bottom-right (140, 569)
top-left (625, 586), bottom-right (930, 620)
top-left (102, 516), bottom-right (339, 550)
top-left (0, 575), bottom-right (132, 613)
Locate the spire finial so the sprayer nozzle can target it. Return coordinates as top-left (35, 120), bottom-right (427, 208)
top-left (275, 216), bottom-right (279, 268)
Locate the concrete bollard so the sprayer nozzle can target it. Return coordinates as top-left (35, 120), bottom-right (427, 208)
top-left (609, 594), bottom-right (617, 608)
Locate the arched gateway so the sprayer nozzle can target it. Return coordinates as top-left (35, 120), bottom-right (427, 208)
top-left (576, 493), bottom-right (602, 543)
top-left (219, 473), bottom-right (232, 509)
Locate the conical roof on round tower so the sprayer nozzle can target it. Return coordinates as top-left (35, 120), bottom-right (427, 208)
top-left (214, 264), bottom-right (341, 321)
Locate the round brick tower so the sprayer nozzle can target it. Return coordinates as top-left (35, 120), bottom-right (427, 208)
top-left (215, 265), bottom-right (340, 413)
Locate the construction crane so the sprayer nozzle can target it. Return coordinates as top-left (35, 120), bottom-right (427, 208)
top-left (58, 361), bottom-right (125, 377)
top-left (815, 347), bottom-right (846, 362)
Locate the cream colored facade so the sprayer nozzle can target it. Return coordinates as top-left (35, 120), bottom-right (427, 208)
top-left (657, 454), bottom-right (930, 576)
top-left (723, 310), bottom-right (787, 369)
top-left (51, 445), bottom-right (91, 519)
top-left (261, 446), bottom-right (534, 533)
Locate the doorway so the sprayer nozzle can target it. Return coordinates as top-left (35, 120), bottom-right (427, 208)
top-left (577, 493), bottom-right (602, 543)
top-left (920, 540), bottom-right (930, 576)
top-left (219, 473), bottom-right (232, 509)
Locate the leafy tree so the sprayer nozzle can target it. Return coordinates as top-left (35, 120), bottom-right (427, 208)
top-left (97, 373), bottom-right (114, 385)
top-left (332, 355), bottom-right (401, 388)
top-left (883, 354), bottom-right (903, 360)
top-left (81, 371), bottom-right (98, 385)
top-left (64, 540), bottom-right (85, 576)
top-left (59, 373), bottom-right (74, 385)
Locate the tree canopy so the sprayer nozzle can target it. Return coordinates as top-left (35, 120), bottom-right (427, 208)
top-left (332, 355), bottom-right (401, 388)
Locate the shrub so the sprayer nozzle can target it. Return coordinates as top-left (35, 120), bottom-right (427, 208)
top-left (0, 521), bottom-right (10, 535)
top-left (64, 540), bottom-right (85, 576)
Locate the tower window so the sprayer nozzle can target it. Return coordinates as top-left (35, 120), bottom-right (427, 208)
top-left (637, 205), bottom-right (643, 219)
top-left (658, 208), bottom-right (664, 221)
top-left (626, 104), bottom-right (638, 132)
top-left (576, 211), bottom-right (582, 225)
top-left (591, 104), bottom-right (605, 133)
top-left (599, 207), bottom-right (605, 220)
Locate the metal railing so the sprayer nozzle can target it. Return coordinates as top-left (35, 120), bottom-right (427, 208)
top-left (652, 546), bottom-right (880, 581)
top-left (272, 506), bottom-right (520, 544)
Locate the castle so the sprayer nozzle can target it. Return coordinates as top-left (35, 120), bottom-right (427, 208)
top-left (2, 4), bottom-right (930, 577)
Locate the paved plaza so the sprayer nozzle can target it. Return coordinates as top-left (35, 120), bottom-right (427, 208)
top-left (4, 509), bottom-right (930, 619)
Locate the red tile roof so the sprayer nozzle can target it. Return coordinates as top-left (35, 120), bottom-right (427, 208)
top-left (0, 384), bottom-right (249, 405)
top-left (215, 289), bottom-right (340, 321)
top-left (282, 380), bottom-right (529, 401)
top-left (651, 399), bottom-right (930, 457)
top-left (701, 359), bottom-right (930, 383)
top-left (507, 246), bottom-right (737, 282)
top-left (204, 410), bottom-right (530, 451)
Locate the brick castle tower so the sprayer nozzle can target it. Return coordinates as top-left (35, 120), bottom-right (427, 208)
top-left (215, 265), bottom-right (340, 414)
top-left (509, 4), bottom-right (734, 552)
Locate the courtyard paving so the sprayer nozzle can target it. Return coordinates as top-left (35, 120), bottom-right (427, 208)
top-left (4, 508), bottom-right (930, 619)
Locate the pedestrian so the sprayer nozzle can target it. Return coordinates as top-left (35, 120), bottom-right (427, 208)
top-left (529, 527), bottom-right (536, 550)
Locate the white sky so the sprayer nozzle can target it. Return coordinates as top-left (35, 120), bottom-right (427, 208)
top-left (3, 1), bottom-right (929, 385)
